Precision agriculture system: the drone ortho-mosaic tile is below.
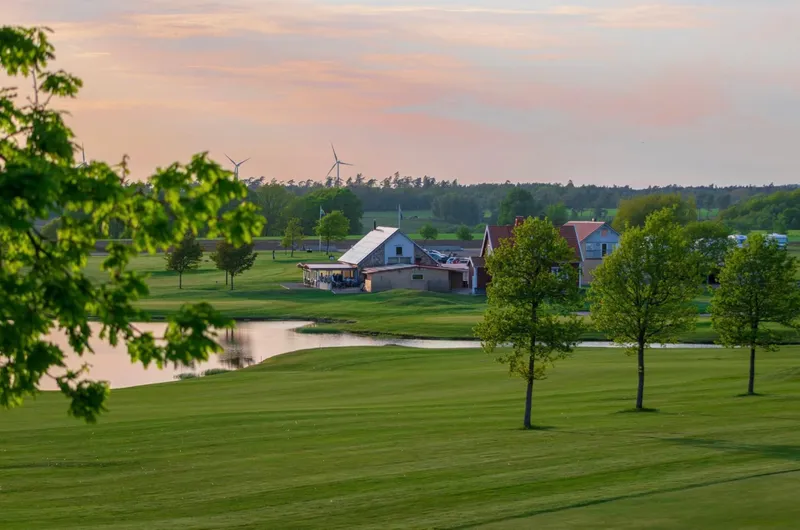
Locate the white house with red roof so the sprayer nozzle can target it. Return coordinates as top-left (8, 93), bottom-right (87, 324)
top-left (563, 221), bottom-right (621, 286)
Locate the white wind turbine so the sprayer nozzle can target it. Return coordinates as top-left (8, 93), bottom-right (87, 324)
top-left (76, 143), bottom-right (87, 168)
top-left (225, 154), bottom-right (250, 180)
top-left (326, 143), bottom-right (353, 187)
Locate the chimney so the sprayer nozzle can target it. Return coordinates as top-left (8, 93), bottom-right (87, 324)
top-left (514, 216), bottom-right (525, 227)
top-left (591, 218), bottom-right (596, 222)
top-left (373, 219), bottom-right (377, 230)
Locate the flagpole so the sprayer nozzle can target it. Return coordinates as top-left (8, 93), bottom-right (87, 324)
top-left (318, 207), bottom-right (322, 252)
top-left (397, 204), bottom-right (401, 230)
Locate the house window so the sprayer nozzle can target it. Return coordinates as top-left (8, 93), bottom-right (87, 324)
top-left (551, 266), bottom-right (561, 274)
top-left (412, 274), bottom-right (424, 280)
top-left (395, 246), bottom-right (403, 256)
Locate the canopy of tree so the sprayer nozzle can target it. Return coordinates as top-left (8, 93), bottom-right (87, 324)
top-left (497, 188), bottom-right (542, 225)
top-left (612, 193), bottom-right (697, 231)
top-left (0, 25), bottom-right (264, 422)
top-left (431, 193), bottom-right (481, 225)
top-left (315, 210), bottom-right (350, 253)
top-left (211, 241), bottom-right (258, 290)
top-left (475, 217), bottom-right (583, 429)
top-left (719, 189), bottom-right (800, 232)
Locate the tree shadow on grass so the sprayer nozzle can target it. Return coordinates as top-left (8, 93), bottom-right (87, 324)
top-left (520, 425), bottom-right (556, 432)
top-left (666, 438), bottom-right (800, 462)
top-left (735, 392), bottom-right (767, 398)
top-left (616, 407), bottom-right (660, 414)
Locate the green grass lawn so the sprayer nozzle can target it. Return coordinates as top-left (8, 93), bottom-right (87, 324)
top-left (86, 255), bottom-right (799, 343)
top-left (3, 344), bottom-right (800, 528)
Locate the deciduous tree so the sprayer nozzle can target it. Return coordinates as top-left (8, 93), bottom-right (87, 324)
top-left (590, 209), bottom-right (704, 410)
top-left (455, 224), bottom-right (473, 242)
top-left (684, 220), bottom-right (733, 282)
top-left (165, 232), bottom-right (203, 289)
top-left (475, 217), bottom-right (583, 429)
top-left (419, 223), bottom-right (438, 248)
top-left (711, 234), bottom-right (800, 395)
top-left (211, 241), bottom-right (258, 290)
top-left (613, 193), bottom-right (696, 232)
top-left (545, 202), bottom-right (569, 225)
top-left (281, 217), bottom-right (304, 256)
top-left (0, 26), bottom-right (263, 422)
top-left (315, 210), bottom-right (349, 254)
top-left (497, 187), bottom-right (541, 225)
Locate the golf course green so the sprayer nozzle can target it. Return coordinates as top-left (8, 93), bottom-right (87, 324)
top-left (86, 254), bottom-right (795, 343)
top-left (3, 344), bottom-right (800, 528)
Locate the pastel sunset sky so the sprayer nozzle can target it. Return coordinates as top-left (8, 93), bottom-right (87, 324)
top-left (7, 1), bottom-right (800, 186)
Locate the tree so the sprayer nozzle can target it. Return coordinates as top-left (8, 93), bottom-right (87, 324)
top-left (455, 224), bottom-right (473, 242)
top-left (545, 202), bottom-right (569, 226)
top-left (498, 187), bottom-right (541, 225)
top-left (711, 234), bottom-right (800, 395)
top-left (300, 187), bottom-right (363, 234)
top-left (684, 220), bottom-right (732, 282)
top-left (419, 223), bottom-right (439, 248)
top-left (432, 193), bottom-right (479, 225)
top-left (613, 193), bottom-right (697, 232)
top-left (475, 217), bottom-right (583, 429)
top-left (590, 209), bottom-right (704, 410)
top-left (165, 232), bottom-right (203, 289)
top-left (252, 183), bottom-right (292, 236)
top-left (0, 26), bottom-right (263, 422)
top-left (281, 217), bottom-right (304, 257)
top-left (315, 210), bottom-right (349, 254)
top-left (211, 241), bottom-right (258, 290)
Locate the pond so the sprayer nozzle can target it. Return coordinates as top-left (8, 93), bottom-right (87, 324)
top-left (41, 321), bottom-right (720, 389)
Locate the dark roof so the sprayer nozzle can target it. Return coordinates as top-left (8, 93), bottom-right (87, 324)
top-left (482, 224), bottom-right (582, 262)
top-left (469, 256), bottom-right (486, 268)
top-left (486, 225), bottom-right (514, 250)
top-left (559, 224), bottom-right (582, 261)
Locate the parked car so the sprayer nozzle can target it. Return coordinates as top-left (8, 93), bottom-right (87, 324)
top-left (446, 257), bottom-right (463, 264)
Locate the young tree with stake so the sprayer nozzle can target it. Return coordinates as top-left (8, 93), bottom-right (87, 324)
top-left (711, 234), bottom-right (800, 395)
top-left (590, 208), bottom-right (704, 410)
top-left (165, 232), bottom-right (203, 289)
top-left (211, 241), bottom-right (258, 290)
top-left (475, 217), bottom-right (583, 429)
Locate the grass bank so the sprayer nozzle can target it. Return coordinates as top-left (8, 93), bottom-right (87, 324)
top-left (84, 254), bottom-right (800, 343)
top-left (3, 345), bottom-right (800, 528)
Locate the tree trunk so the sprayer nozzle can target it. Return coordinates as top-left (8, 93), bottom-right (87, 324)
top-left (230, 273), bottom-right (234, 291)
top-left (636, 341), bottom-right (645, 410)
top-left (179, 271), bottom-right (182, 289)
top-left (225, 271), bottom-right (228, 285)
top-left (748, 346), bottom-right (756, 395)
top-left (523, 355), bottom-right (534, 429)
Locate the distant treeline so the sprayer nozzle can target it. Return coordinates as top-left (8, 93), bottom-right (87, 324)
top-left (41, 174), bottom-right (799, 239)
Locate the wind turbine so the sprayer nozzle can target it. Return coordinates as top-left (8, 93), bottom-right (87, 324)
top-left (225, 154), bottom-right (250, 180)
top-left (326, 143), bottom-right (353, 187)
top-left (76, 143), bottom-right (87, 168)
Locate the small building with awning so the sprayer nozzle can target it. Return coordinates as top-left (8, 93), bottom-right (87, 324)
top-left (298, 262), bottom-right (359, 290)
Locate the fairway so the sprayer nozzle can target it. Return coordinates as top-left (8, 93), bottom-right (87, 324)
top-left (2, 345), bottom-right (799, 528)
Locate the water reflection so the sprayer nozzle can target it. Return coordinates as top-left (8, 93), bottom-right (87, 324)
top-left (218, 328), bottom-right (255, 370)
top-left (40, 321), bottom-right (720, 390)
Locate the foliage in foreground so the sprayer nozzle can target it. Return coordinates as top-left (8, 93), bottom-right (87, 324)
top-left (0, 26), bottom-right (264, 421)
top-left (590, 209), bottom-right (704, 410)
top-left (711, 234), bottom-right (800, 394)
top-left (475, 216), bottom-right (583, 429)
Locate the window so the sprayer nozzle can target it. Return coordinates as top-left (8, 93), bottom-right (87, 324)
top-left (601, 243), bottom-right (609, 257)
top-left (412, 274), bottom-right (424, 280)
top-left (395, 246), bottom-right (404, 256)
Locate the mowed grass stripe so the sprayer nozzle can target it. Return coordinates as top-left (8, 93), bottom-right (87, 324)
top-left (2, 346), bottom-right (800, 528)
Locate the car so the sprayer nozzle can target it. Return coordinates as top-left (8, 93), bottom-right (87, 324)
top-left (446, 257), bottom-right (463, 264)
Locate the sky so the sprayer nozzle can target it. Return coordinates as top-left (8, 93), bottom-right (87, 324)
top-left (6, 0), bottom-right (800, 186)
